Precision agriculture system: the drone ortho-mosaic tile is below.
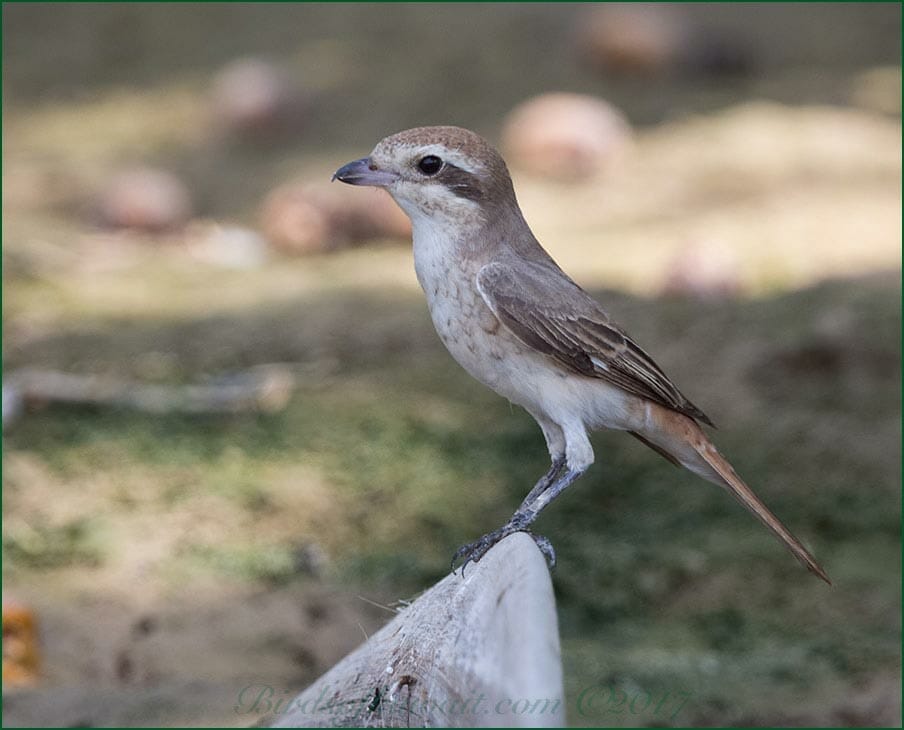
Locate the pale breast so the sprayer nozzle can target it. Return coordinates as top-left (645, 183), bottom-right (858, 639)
top-left (412, 227), bottom-right (519, 392)
top-left (411, 226), bottom-right (647, 433)
top-left (425, 270), bottom-right (513, 387)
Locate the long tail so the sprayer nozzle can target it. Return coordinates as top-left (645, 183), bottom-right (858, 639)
top-left (694, 438), bottom-right (832, 585)
top-left (641, 406), bottom-right (831, 584)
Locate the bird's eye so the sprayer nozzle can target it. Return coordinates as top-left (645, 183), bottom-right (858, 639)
top-left (417, 155), bottom-right (443, 176)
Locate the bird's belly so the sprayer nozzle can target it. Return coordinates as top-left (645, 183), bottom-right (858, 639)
top-left (489, 352), bottom-right (643, 430)
top-left (428, 289), bottom-right (516, 390)
top-left (429, 293), bottom-right (644, 432)
top-left (417, 254), bottom-right (645, 432)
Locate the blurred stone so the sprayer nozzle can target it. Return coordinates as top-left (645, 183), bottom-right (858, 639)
top-left (576, 3), bottom-right (689, 75)
top-left (210, 57), bottom-right (306, 142)
top-left (185, 220), bottom-right (269, 269)
top-left (333, 185), bottom-right (411, 243)
top-left (259, 181), bottom-right (410, 255)
top-left (259, 183), bottom-right (333, 254)
top-left (96, 167), bottom-right (192, 232)
top-left (661, 240), bottom-right (743, 300)
top-left (501, 93), bottom-right (633, 181)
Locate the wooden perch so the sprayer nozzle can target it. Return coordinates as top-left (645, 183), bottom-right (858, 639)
top-left (268, 533), bottom-right (564, 728)
top-left (2, 365), bottom-right (294, 427)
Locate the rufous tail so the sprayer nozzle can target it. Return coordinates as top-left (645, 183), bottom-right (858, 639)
top-left (695, 440), bottom-right (831, 585)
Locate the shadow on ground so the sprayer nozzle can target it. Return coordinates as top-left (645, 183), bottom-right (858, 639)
top-left (3, 273), bottom-right (900, 727)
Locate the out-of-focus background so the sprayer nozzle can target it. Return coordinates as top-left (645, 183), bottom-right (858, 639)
top-left (2, 3), bottom-right (901, 727)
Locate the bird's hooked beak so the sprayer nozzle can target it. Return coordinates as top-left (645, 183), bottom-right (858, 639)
top-left (331, 157), bottom-right (399, 187)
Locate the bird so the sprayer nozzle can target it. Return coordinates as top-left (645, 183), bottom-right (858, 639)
top-left (333, 125), bottom-right (830, 584)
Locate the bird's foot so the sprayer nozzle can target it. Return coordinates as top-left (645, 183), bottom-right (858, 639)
top-left (451, 521), bottom-right (556, 575)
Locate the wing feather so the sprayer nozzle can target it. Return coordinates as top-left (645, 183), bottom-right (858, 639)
top-left (476, 261), bottom-right (714, 426)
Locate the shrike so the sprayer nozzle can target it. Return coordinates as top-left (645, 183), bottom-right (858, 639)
top-left (334, 125), bottom-right (829, 583)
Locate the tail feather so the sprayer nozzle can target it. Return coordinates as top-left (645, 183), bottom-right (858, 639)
top-left (695, 441), bottom-right (832, 585)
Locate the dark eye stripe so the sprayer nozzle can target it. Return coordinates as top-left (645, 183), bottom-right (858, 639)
top-left (437, 163), bottom-right (483, 201)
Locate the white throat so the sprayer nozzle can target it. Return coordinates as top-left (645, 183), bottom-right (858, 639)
top-left (407, 210), bottom-right (485, 303)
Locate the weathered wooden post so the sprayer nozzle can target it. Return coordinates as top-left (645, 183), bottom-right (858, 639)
top-left (269, 532), bottom-right (564, 727)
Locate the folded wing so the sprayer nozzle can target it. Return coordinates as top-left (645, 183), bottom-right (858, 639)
top-left (476, 260), bottom-right (714, 426)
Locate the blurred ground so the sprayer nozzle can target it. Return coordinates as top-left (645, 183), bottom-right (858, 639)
top-left (2, 3), bottom-right (902, 728)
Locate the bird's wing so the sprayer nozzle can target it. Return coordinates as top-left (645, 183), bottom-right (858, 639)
top-left (476, 260), bottom-right (714, 426)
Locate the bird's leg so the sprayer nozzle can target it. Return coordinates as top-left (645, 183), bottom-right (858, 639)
top-left (517, 455), bottom-right (566, 511)
top-left (520, 464), bottom-right (585, 516)
top-left (452, 465), bottom-right (585, 575)
top-left (448, 456), bottom-right (563, 574)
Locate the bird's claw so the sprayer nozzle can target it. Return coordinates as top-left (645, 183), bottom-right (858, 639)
top-left (451, 527), bottom-right (557, 575)
top-left (450, 532), bottom-right (498, 575)
top-left (530, 533), bottom-right (557, 569)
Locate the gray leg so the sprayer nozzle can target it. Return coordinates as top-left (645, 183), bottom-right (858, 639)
top-left (452, 466), bottom-right (586, 574)
top-left (518, 455), bottom-right (566, 511)
top-left (514, 466), bottom-right (585, 525)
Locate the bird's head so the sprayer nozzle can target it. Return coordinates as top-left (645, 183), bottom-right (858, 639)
top-left (333, 126), bottom-right (519, 227)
